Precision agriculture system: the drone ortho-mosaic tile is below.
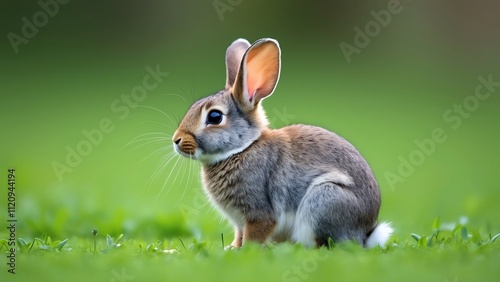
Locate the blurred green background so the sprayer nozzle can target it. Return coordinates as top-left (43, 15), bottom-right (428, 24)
top-left (1, 0), bottom-right (500, 280)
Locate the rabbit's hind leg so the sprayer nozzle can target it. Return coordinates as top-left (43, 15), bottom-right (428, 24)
top-left (292, 182), bottom-right (365, 247)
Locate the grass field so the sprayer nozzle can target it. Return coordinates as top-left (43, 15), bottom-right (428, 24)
top-left (3, 219), bottom-right (500, 282)
top-left (1, 1), bottom-right (500, 281)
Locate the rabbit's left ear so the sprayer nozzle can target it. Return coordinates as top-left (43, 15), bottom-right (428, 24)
top-left (232, 38), bottom-right (281, 111)
top-left (225, 39), bottom-right (251, 89)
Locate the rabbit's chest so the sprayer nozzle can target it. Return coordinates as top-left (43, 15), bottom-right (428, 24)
top-left (201, 166), bottom-right (247, 225)
top-left (201, 164), bottom-right (241, 202)
top-left (203, 182), bottom-right (247, 228)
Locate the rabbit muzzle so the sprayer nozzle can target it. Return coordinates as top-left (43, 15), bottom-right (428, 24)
top-left (172, 129), bottom-right (197, 158)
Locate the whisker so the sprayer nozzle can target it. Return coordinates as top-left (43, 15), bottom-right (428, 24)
top-left (179, 83), bottom-right (197, 105)
top-left (125, 138), bottom-right (171, 152)
top-left (140, 146), bottom-right (171, 162)
top-left (174, 157), bottom-right (197, 207)
top-left (138, 120), bottom-right (177, 130)
top-left (142, 154), bottom-right (168, 192)
top-left (189, 78), bottom-right (198, 103)
top-left (123, 132), bottom-right (172, 149)
top-left (161, 156), bottom-right (186, 198)
top-left (173, 159), bottom-right (189, 205)
top-left (136, 105), bottom-right (177, 126)
top-left (161, 92), bottom-right (190, 105)
top-left (126, 136), bottom-right (171, 146)
top-left (154, 155), bottom-right (182, 203)
top-left (144, 150), bottom-right (177, 192)
top-left (125, 131), bottom-right (171, 143)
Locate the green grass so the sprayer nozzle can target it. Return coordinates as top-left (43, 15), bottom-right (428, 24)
top-left (2, 217), bottom-right (499, 282)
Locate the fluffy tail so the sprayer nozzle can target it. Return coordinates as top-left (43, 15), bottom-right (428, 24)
top-left (365, 222), bottom-right (393, 248)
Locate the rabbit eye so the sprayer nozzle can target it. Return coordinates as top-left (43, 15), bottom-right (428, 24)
top-left (206, 110), bottom-right (223, 125)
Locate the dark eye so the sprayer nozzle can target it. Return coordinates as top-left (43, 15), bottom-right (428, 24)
top-left (206, 110), bottom-right (223, 125)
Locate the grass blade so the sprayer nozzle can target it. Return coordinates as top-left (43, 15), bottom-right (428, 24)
top-left (461, 227), bottom-right (469, 241)
top-left (221, 233), bottom-right (224, 250)
top-left (178, 236), bottom-right (187, 251)
top-left (411, 233), bottom-right (421, 242)
top-left (106, 235), bottom-right (114, 248)
top-left (432, 218), bottom-right (440, 230)
top-left (56, 239), bottom-right (68, 251)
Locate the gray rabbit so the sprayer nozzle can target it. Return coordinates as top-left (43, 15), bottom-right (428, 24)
top-left (172, 38), bottom-right (392, 248)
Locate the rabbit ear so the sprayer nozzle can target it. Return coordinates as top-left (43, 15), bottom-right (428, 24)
top-left (232, 38), bottom-right (281, 111)
top-left (225, 39), bottom-right (251, 90)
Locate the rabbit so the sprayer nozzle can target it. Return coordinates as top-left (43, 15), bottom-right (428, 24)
top-left (172, 38), bottom-right (393, 249)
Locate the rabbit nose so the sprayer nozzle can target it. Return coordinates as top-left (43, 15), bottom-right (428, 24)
top-left (174, 137), bottom-right (181, 145)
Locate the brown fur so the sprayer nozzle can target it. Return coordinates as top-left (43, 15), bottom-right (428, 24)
top-left (244, 218), bottom-right (277, 243)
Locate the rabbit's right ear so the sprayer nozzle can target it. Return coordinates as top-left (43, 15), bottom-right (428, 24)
top-left (225, 39), bottom-right (251, 90)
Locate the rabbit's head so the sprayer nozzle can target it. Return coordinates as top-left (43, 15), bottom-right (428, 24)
top-left (172, 38), bottom-right (281, 164)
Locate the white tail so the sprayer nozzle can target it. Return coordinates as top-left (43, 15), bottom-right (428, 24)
top-left (365, 222), bottom-right (393, 248)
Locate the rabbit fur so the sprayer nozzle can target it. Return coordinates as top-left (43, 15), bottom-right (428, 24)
top-left (172, 38), bottom-right (392, 248)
